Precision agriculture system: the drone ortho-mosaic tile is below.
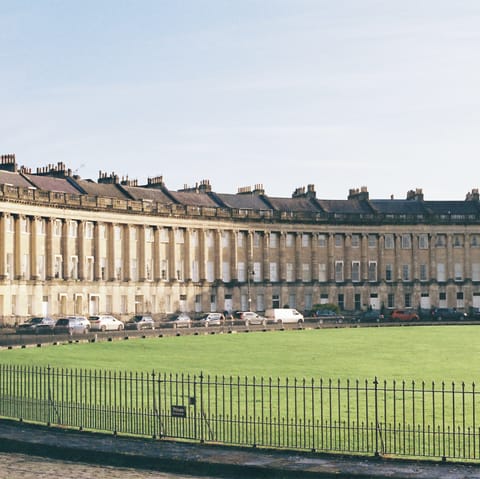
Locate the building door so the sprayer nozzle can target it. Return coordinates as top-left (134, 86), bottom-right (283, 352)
top-left (420, 295), bottom-right (431, 309)
top-left (135, 295), bottom-right (144, 314)
top-left (224, 297), bottom-right (233, 313)
top-left (41, 296), bottom-right (49, 316)
top-left (473, 293), bottom-right (480, 308)
top-left (89, 295), bottom-right (99, 315)
top-left (369, 295), bottom-right (380, 310)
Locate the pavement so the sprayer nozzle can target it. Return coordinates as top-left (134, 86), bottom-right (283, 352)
top-left (1, 419), bottom-right (480, 478)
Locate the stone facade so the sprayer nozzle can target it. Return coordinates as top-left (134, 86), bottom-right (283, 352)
top-left (0, 154), bottom-right (480, 324)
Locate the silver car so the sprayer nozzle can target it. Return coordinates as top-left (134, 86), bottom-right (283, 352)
top-left (198, 313), bottom-right (224, 327)
top-left (53, 316), bottom-right (91, 335)
top-left (170, 313), bottom-right (192, 328)
top-left (125, 315), bottom-right (155, 330)
top-left (89, 315), bottom-right (124, 332)
top-left (16, 317), bottom-right (56, 334)
top-left (240, 311), bottom-right (267, 326)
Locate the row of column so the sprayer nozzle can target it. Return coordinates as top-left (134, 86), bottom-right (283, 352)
top-left (0, 213), bottom-right (473, 284)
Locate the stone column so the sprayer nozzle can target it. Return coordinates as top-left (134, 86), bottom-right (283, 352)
top-left (61, 219), bottom-right (70, 280)
top-left (30, 217), bottom-right (39, 280)
top-left (138, 225), bottom-right (146, 282)
top-left (46, 218), bottom-right (54, 280)
top-left (263, 232), bottom-right (270, 282)
top-left (108, 223), bottom-right (116, 281)
top-left (153, 226), bottom-right (161, 281)
top-left (311, 232), bottom-right (318, 282)
top-left (123, 224), bottom-right (131, 281)
top-left (430, 234), bottom-right (437, 280)
top-left (93, 222), bottom-right (101, 281)
top-left (199, 229), bottom-right (207, 282)
top-left (395, 234), bottom-right (402, 281)
top-left (279, 232), bottom-right (286, 282)
top-left (361, 234), bottom-right (368, 282)
top-left (412, 233), bottom-right (419, 281)
top-left (215, 229), bottom-right (222, 281)
top-left (184, 228), bottom-right (192, 281)
top-left (78, 220), bottom-right (85, 281)
top-left (344, 234), bottom-right (351, 282)
top-left (0, 214), bottom-right (6, 279)
top-left (378, 234), bottom-right (385, 282)
top-left (447, 233), bottom-right (454, 280)
top-left (230, 230), bottom-right (238, 281)
top-left (295, 233), bottom-right (302, 281)
top-left (13, 215), bottom-right (23, 279)
top-left (464, 233), bottom-right (471, 280)
top-left (327, 233), bottom-right (335, 282)
top-left (247, 230), bottom-right (254, 278)
top-left (169, 227), bottom-right (177, 281)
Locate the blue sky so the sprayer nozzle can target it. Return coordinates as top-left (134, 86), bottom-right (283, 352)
top-left (1, 1), bottom-right (480, 199)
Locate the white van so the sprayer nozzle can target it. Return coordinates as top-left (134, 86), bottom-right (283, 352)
top-left (264, 308), bottom-right (304, 324)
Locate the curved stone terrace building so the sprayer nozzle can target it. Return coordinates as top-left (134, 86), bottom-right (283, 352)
top-left (0, 153), bottom-right (479, 324)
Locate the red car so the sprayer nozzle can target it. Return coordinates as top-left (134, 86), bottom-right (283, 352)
top-left (391, 309), bottom-right (419, 321)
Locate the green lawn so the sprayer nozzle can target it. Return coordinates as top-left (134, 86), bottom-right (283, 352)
top-left (2, 325), bottom-right (480, 383)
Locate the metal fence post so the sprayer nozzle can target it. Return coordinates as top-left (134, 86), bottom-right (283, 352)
top-left (200, 372), bottom-right (204, 443)
top-left (374, 377), bottom-right (379, 457)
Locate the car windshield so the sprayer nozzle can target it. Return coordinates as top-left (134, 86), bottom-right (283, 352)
top-left (133, 316), bottom-right (145, 322)
top-left (56, 319), bottom-right (69, 325)
top-left (89, 316), bottom-right (100, 321)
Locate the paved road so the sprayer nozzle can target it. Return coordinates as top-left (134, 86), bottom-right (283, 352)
top-left (0, 452), bottom-right (212, 479)
top-left (2, 419), bottom-right (480, 479)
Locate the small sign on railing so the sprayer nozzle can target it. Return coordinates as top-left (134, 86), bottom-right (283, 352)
top-left (171, 405), bottom-right (186, 418)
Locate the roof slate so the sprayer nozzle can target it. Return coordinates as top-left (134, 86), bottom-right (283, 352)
top-left (267, 196), bottom-right (322, 213)
top-left (370, 199), bottom-right (428, 215)
top-left (423, 201), bottom-right (480, 215)
top-left (0, 170), bottom-right (34, 188)
top-left (167, 190), bottom-right (220, 207)
top-left (214, 193), bottom-right (272, 210)
top-left (73, 179), bottom-right (130, 199)
top-left (121, 185), bottom-right (173, 204)
top-left (316, 199), bottom-right (374, 214)
top-left (24, 174), bottom-right (81, 194)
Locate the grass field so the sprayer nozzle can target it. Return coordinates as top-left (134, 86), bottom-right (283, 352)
top-left (1, 325), bottom-right (480, 459)
top-left (1, 325), bottom-right (480, 383)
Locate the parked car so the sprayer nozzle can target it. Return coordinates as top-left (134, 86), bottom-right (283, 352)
top-left (53, 316), bottom-right (91, 335)
top-left (356, 310), bottom-right (384, 323)
top-left (431, 308), bottom-right (467, 321)
top-left (88, 315), bottom-right (124, 332)
top-left (239, 311), bottom-right (267, 326)
top-left (16, 316), bottom-right (55, 334)
top-left (198, 312), bottom-right (225, 327)
top-left (469, 307), bottom-right (480, 320)
top-left (390, 309), bottom-right (420, 321)
top-left (314, 309), bottom-right (345, 322)
top-left (264, 309), bottom-right (304, 324)
top-left (125, 315), bottom-right (155, 330)
top-left (169, 313), bottom-right (192, 328)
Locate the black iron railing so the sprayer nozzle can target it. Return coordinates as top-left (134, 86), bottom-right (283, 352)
top-left (0, 364), bottom-right (479, 461)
